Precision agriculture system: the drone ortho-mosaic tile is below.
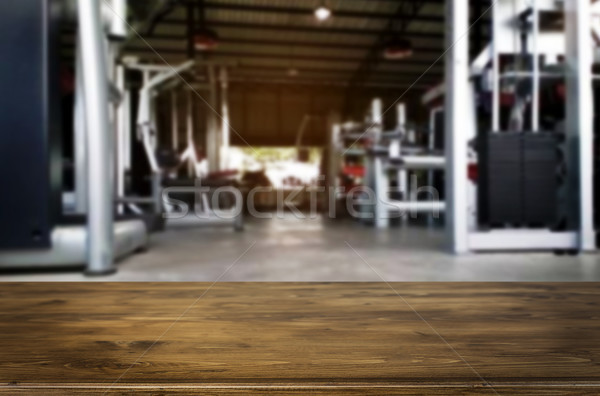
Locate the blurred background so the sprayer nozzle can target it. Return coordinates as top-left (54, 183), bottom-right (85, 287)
top-left (1, 0), bottom-right (600, 281)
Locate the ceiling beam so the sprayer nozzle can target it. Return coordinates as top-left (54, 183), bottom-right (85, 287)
top-left (122, 46), bottom-right (445, 67)
top-left (161, 19), bottom-right (449, 39)
top-left (233, 66), bottom-right (442, 78)
top-left (185, 1), bottom-right (491, 22)
top-left (123, 34), bottom-right (452, 53)
top-left (229, 78), bottom-right (439, 91)
top-left (221, 37), bottom-right (447, 53)
top-left (198, 2), bottom-right (445, 23)
top-left (231, 69), bottom-right (439, 82)
top-left (226, 76), bottom-right (433, 90)
top-left (63, 17), bottom-right (489, 43)
top-left (225, 65), bottom-right (444, 78)
top-left (215, 50), bottom-right (442, 67)
top-left (62, 45), bottom-right (444, 77)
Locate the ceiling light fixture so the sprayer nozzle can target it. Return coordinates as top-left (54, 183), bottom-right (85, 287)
top-left (194, 27), bottom-right (219, 51)
top-left (314, 2), bottom-right (331, 21)
top-left (383, 37), bottom-right (413, 60)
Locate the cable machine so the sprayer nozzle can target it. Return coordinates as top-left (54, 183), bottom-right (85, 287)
top-left (444, 0), bottom-right (596, 253)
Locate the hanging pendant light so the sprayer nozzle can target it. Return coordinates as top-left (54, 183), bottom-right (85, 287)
top-left (314, 0), bottom-right (331, 21)
top-left (193, 0), bottom-right (218, 51)
top-left (194, 27), bottom-right (219, 51)
top-left (383, 37), bottom-right (413, 60)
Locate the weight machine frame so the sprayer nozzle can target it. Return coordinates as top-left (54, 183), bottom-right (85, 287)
top-left (445, 0), bottom-right (595, 253)
top-left (0, 0), bottom-right (148, 273)
top-left (123, 59), bottom-right (243, 231)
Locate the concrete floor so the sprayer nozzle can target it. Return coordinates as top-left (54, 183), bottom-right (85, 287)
top-left (2, 214), bottom-right (600, 281)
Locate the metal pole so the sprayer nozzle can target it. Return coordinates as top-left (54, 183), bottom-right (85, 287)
top-left (220, 66), bottom-right (230, 170)
top-left (396, 102), bottom-right (405, 129)
top-left (444, 0), bottom-right (470, 253)
top-left (565, 0), bottom-right (595, 251)
top-left (371, 98), bottom-right (383, 125)
top-left (123, 81), bottom-right (132, 174)
top-left (491, 3), bottom-right (500, 132)
top-left (374, 155), bottom-right (388, 228)
top-left (387, 201), bottom-right (446, 213)
top-left (326, 112), bottom-right (341, 207)
top-left (150, 90), bottom-right (158, 150)
top-left (395, 156), bottom-right (446, 170)
top-left (106, 39), bottom-right (118, 216)
top-left (78, 0), bottom-right (115, 274)
top-left (74, 41), bottom-right (88, 214)
top-left (109, 0), bottom-right (127, 39)
top-left (116, 64), bottom-right (126, 214)
top-left (371, 98), bottom-right (388, 228)
top-left (396, 103), bottom-right (407, 204)
top-left (207, 65), bottom-right (219, 172)
top-left (186, 90), bottom-right (197, 177)
top-left (531, 0), bottom-right (540, 132)
top-left (427, 107), bottom-right (441, 226)
top-left (138, 71), bottom-right (161, 173)
top-left (172, 91), bottom-right (179, 150)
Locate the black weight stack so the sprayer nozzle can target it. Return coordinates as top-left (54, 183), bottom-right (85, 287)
top-left (478, 132), bottom-right (522, 227)
top-left (478, 131), bottom-right (559, 229)
top-left (522, 133), bottom-right (559, 227)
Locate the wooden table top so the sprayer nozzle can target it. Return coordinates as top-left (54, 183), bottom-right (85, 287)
top-left (0, 282), bottom-right (599, 395)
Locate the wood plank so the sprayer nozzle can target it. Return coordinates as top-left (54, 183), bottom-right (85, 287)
top-left (0, 283), bottom-right (599, 394)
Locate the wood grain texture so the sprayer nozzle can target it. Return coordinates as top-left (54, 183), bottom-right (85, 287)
top-left (0, 283), bottom-right (599, 395)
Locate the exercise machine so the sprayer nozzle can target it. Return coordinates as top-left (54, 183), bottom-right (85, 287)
top-left (366, 100), bottom-right (446, 228)
top-left (329, 99), bottom-right (446, 227)
top-left (125, 59), bottom-right (243, 231)
top-left (441, 0), bottom-right (597, 252)
top-left (0, 0), bottom-right (149, 273)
